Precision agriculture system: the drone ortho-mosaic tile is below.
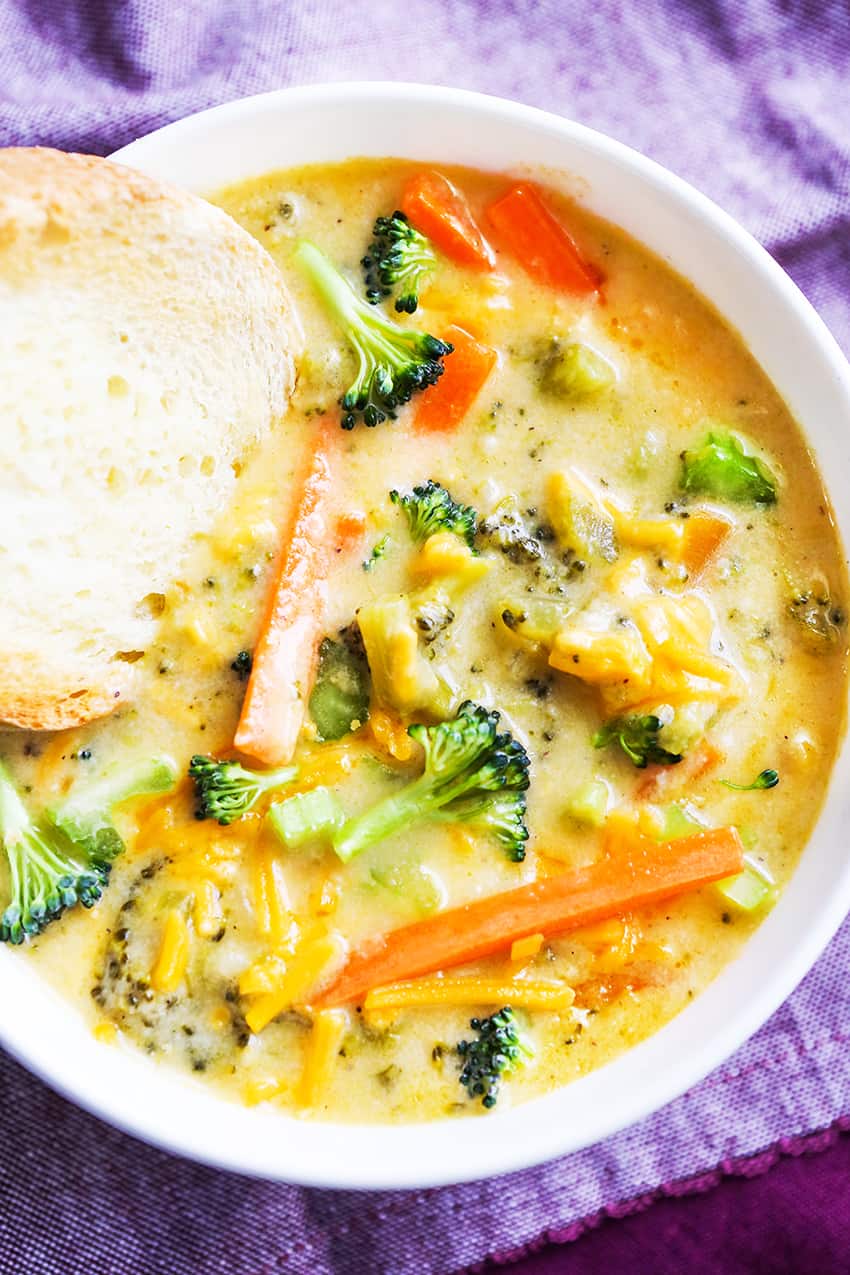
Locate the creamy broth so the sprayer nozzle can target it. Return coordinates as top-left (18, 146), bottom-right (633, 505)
top-left (3, 159), bottom-right (847, 1122)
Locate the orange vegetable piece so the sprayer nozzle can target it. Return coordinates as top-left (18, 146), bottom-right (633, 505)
top-left (680, 509), bottom-right (734, 580)
top-left (401, 170), bottom-right (495, 270)
top-left (333, 511), bottom-right (367, 555)
top-left (315, 827), bottom-right (744, 1007)
top-left (486, 182), bottom-right (601, 294)
top-left (635, 739), bottom-right (724, 803)
top-left (413, 324), bottom-right (498, 433)
top-left (234, 432), bottom-right (336, 766)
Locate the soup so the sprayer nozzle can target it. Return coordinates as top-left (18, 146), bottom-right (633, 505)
top-left (3, 159), bottom-right (847, 1122)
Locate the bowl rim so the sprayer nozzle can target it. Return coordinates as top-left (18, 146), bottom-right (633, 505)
top-left (2, 81), bottom-right (849, 1190)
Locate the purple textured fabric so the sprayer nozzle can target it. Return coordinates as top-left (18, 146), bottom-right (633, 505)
top-left (2, 3), bottom-right (850, 1273)
top-left (495, 1127), bottom-right (850, 1275)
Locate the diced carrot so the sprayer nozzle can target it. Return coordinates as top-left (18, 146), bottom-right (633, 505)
top-left (413, 324), bottom-right (498, 433)
top-left (333, 511), bottom-right (367, 555)
top-left (234, 431), bottom-right (336, 766)
top-left (401, 170), bottom-right (495, 270)
top-left (635, 739), bottom-right (724, 803)
top-left (680, 509), bottom-right (734, 579)
top-left (314, 827), bottom-right (744, 1007)
top-left (486, 183), bottom-right (601, 294)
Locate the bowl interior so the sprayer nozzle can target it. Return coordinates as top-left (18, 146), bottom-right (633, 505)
top-left (2, 84), bottom-right (849, 1188)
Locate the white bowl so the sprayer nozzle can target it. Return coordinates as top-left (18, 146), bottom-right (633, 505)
top-left (2, 83), bottom-right (849, 1189)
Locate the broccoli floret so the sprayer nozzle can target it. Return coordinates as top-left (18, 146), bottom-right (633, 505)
top-left (719, 768), bottom-right (779, 791)
top-left (295, 240), bottom-right (453, 429)
top-left (0, 755), bottom-right (177, 944)
top-left (230, 650), bottom-right (252, 680)
top-left (332, 701), bottom-right (530, 862)
top-left (680, 431), bottom-right (777, 506)
top-left (363, 534), bottom-right (392, 572)
top-left (362, 211), bottom-right (437, 313)
top-left (390, 480), bottom-right (478, 549)
top-left (478, 496), bottom-right (548, 564)
top-left (593, 714), bottom-right (683, 768)
top-left (457, 1006), bottom-right (533, 1108)
top-left (537, 339), bottom-right (616, 400)
top-left (414, 595), bottom-right (456, 644)
top-left (189, 756), bottom-right (298, 825)
top-left (309, 635), bottom-right (371, 740)
top-left (788, 583), bottom-right (846, 648)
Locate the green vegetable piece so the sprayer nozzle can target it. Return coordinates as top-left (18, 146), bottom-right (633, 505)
top-left (230, 649), bottom-right (253, 680)
top-left (309, 637), bottom-right (371, 741)
top-left (0, 755), bottom-right (178, 945)
top-left (499, 597), bottom-right (573, 646)
top-left (564, 779), bottom-right (610, 827)
top-left (188, 756), bottom-right (298, 825)
top-left (294, 239), bottom-right (453, 430)
top-left (478, 496), bottom-right (549, 565)
top-left (368, 860), bottom-right (444, 915)
top-left (715, 854), bottom-right (777, 912)
top-left (658, 802), bottom-right (706, 840)
top-left (539, 340), bottom-right (616, 400)
top-left (390, 480), bottom-right (478, 550)
top-left (719, 769), bottom-right (779, 792)
top-left (457, 1006), bottom-right (533, 1109)
top-left (49, 755), bottom-right (178, 861)
top-left (357, 593), bottom-right (454, 718)
top-left (363, 534), bottom-right (391, 572)
top-left (788, 584), bottom-right (846, 648)
top-left (680, 430), bottom-right (778, 506)
top-left (593, 714), bottom-right (683, 769)
top-left (332, 701), bottom-right (530, 864)
top-left (268, 786), bottom-right (346, 849)
top-left (362, 211), bottom-right (437, 313)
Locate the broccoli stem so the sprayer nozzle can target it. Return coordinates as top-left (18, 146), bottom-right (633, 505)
top-left (333, 737), bottom-right (522, 861)
top-left (333, 772), bottom-right (441, 862)
top-left (0, 762), bottom-right (30, 846)
top-left (51, 755), bottom-right (177, 840)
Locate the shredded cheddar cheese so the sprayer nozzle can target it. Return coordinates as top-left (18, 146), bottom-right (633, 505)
top-left (510, 932), bottom-right (545, 963)
top-left (297, 1009), bottom-right (350, 1108)
top-left (243, 932), bottom-right (348, 1034)
top-left (151, 909), bottom-right (190, 993)
top-left (364, 975), bottom-right (574, 1014)
top-left (252, 844), bottom-right (292, 947)
top-left (368, 706), bottom-right (415, 762)
top-left (193, 878), bottom-right (223, 938)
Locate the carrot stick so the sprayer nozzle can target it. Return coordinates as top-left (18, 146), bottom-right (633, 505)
top-left (486, 183), bottom-right (601, 294)
top-left (401, 170), bottom-right (495, 271)
top-left (314, 827), bottom-right (744, 1007)
top-left (680, 509), bottom-right (734, 579)
top-left (635, 739), bottom-right (724, 803)
top-left (234, 436), bottom-right (336, 766)
top-left (413, 324), bottom-right (498, 433)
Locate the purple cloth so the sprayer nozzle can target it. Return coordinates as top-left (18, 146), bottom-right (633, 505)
top-left (2, 2), bottom-right (850, 1272)
top-left (497, 1127), bottom-right (850, 1274)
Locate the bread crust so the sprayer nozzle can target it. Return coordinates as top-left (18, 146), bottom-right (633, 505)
top-left (0, 148), bottom-right (300, 732)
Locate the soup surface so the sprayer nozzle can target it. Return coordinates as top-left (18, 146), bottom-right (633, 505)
top-left (3, 159), bottom-right (848, 1122)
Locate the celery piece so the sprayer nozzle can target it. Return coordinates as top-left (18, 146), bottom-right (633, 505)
top-left (715, 854), bottom-right (777, 912)
top-left (368, 860), bottom-right (445, 915)
top-left (498, 597), bottom-right (573, 646)
top-left (658, 802), bottom-right (706, 840)
top-left (564, 778), bottom-right (610, 827)
top-left (540, 341), bottom-right (616, 400)
top-left (267, 786), bottom-right (345, 849)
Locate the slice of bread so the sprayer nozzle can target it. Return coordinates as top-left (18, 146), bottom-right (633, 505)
top-left (0, 148), bottom-right (301, 731)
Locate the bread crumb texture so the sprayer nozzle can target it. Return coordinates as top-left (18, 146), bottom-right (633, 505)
top-left (0, 148), bottom-right (301, 729)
